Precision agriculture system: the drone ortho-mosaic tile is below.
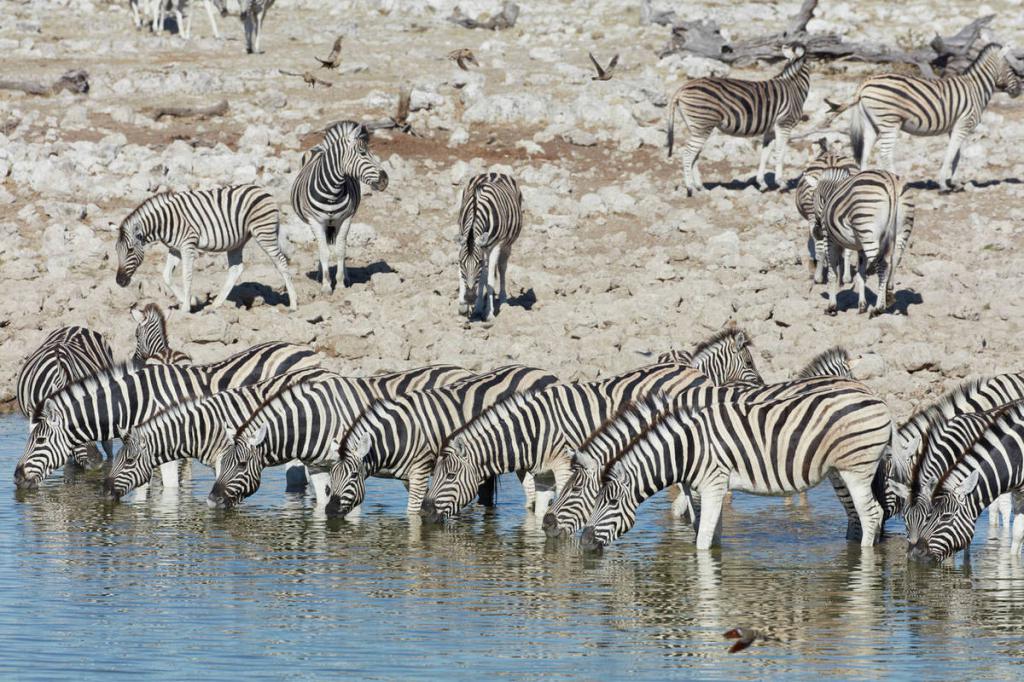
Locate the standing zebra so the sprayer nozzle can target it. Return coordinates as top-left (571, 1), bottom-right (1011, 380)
top-left (115, 184), bottom-right (297, 313)
top-left (17, 327), bottom-right (115, 469)
top-left (13, 342), bottom-right (318, 489)
top-left (208, 365), bottom-right (473, 508)
top-left (826, 44), bottom-right (1022, 190)
top-left (457, 173), bottom-right (523, 320)
top-left (419, 362), bottom-right (708, 523)
top-left (324, 365), bottom-right (558, 518)
top-left (796, 140), bottom-right (859, 283)
top-left (141, 0), bottom-right (226, 39)
top-left (667, 43), bottom-right (810, 194)
top-left (813, 169), bottom-right (914, 316)
top-left (291, 121), bottom-right (388, 293)
top-left (130, 303), bottom-right (191, 366)
top-left (104, 366), bottom-right (334, 500)
top-left (240, 0), bottom-right (274, 54)
top-left (909, 402), bottom-right (1024, 562)
top-left (580, 382), bottom-right (893, 550)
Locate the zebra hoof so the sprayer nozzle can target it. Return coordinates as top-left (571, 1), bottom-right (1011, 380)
top-left (825, 307), bottom-right (837, 317)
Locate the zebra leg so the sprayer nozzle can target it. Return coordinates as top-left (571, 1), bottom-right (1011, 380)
top-left (497, 244), bottom-right (511, 305)
top-left (838, 468), bottom-right (882, 547)
top-left (682, 127), bottom-right (710, 195)
top-left (875, 129), bottom-right (899, 174)
top-left (203, 0), bottom-right (220, 38)
top-left (159, 460), bottom-right (180, 488)
top-left (772, 125), bottom-right (792, 189)
top-left (162, 249), bottom-right (183, 301)
top-left (939, 127), bottom-right (968, 191)
top-left (310, 220), bottom-right (332, 292)
top-left (179, 247), bottom-right (196, 313)
top-left (828, 470), bottom-right (862, 541)
top-left (211, 248), bottom-right (244, 309)
top-left (1011, 492), bottom-right (1024, 553)
top-left (309, 471), bottom-right (331, 507)
top-left (694, 481), bottom-right (727, 550)
top-left (517, 471), bottom-right (537, 511)
top-left (869, 257), bottom-right (890, 318)
top-left (755, 131), bottom-right (774, 190)
top-left (242, 8), bottom-right (256, 53)
top-left (825, 240), bottom-right (843, 315)
top-left (483, 244), bottom-right (501, 320)
top-left (255, 234), bottom-right (298, 310)
top-left (285, 460), bottom-right (308, 491)
top-left (253, 7), bottom-right (265, 54)
top-left (406, 468), bottom-right (431, 515)
top-left (811, 221), bottom-right (826, 284)
top-left (174, 2), bottom-right (187, 38)
top-left (335, 217), bottom-right (353, 288)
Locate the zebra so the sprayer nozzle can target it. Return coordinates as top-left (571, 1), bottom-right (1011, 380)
top-left (796, 140), bottom-right (859, 284)
top-left (104, 366), bottom-right (334, 500)
top-left (130, 303), bottom-right (191, 366)
top-left (544, 371), bottom-right (859, 537)
top-left (17, 326), bottom-right (115, 470)
top-left (898, 402), bottom-right (1022, 543)
top-left (825, 44), bottom-right (1023, 190)
top-left (240, 0), bottom-right (274, 54)
top-left (208, 364), bottom-right (473, 508)
top-left (419, 362), bottom-right (709, 523)
top-left (667, 43), bottom-right (810, 194)
top-left (290, 121), bottom-right (388, 293)
top-left (114, 184), bottom-right (297, 313)
top-left (140, 0), bottom-right (226, 39)
top-left (813, 169), bottom-right (914, 317)
top-left (908, 401), bottom-right (1024, 562)
top-left (580, 382), bottom-right (893, 550)
top-left (670, 328), bottom-right (763, 386)
top-left (457, 173), bottom-right (523, 320)
top-left (324, 365), bottom-right (558, 518)
top-left (13, 341), bottom-right (318, 489)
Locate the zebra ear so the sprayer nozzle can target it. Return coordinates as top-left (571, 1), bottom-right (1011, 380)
top-left (453, 438), bottom-right (468, 460)
top-left (328, 438), bottom-right (341, 456)
top-left (249, 423), bottom-right (269, 447)
top-left (130, 305), bottom-right (145, 323)
top-left (952, 470), bottom-right (980, 501)
top-left (42, 401), bottom-right (60, 428)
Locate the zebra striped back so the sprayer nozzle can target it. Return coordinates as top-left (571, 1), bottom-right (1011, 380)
top-left (17, 326), bottom-right (114, 419)
top-left (911, 402), bottom-right (1024, 562)
top-left (130, 303), bottom-right (191, 366)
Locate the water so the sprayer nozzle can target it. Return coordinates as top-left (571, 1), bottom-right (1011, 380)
top-left (2, 414), bottom-right (1023, 680)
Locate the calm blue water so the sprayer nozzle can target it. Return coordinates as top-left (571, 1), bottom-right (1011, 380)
top-left (2, 413), bottom-right (1023, 680)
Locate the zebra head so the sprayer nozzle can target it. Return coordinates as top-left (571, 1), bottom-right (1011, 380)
top-left (907, 469), bottom-right (982, 563)
top-left (130, 303), bottom-right (174, 365)
top-left (208, 423), bottom-right (268, 508)
top-left (691, 328), bottom-right (763, 386)
top-left (324, 432), bottom-right (369, 518)
top-left (580, 472), bottom-right (640, 552)
top-left (420, 437), bottom-right (480, 524)
top-left (14, 401), bottom-right (74, 490)
top-left (323, 121), bottom-right (389, 191)
top-left (115, 217), bottom-right (147, 287)
top-left (104, 428), bottom-right (155, 501)
top-left (996, 46), bottom-right (1022, 98)
top-left (544, 450), bottom-right (602, 537)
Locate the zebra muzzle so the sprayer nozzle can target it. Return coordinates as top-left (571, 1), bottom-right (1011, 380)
top-left (906, 539), bottom-right (936, 564)
top-left (370, 171), bottom-right (389, 192)
top-left (579, 527), bottom-right (604, 552)
top-left (102, 477), bottom-right (122, 501)
top-left (419, 499), bottom-right (446, 524)
top-left (115, 271), bottom-right (131, 287)
top-left (542, 513), bottom-right (567, 537)
top-left (13, 464), bottom-right (38, 490)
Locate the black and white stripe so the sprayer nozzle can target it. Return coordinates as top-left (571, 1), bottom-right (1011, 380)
top-left (290, 121), bottom-right (388, 292)
top-left (115, 184), bottom-right (297, 312)
top-left (909, 401), bottom-right (1024, 562)
top-left (457, 173), bottom-right (523, 320)
top-left (796, 141), bottom-right (859, 283)
top-left (667, 44), bottom-right (810, 194)
top-left (580, 381), bottom-right (892, 550)
top-left (419, 362), bottom-right (708, 523)
top-left (13, 341), bottom-right (318, 489)
top-left (325, 365), bottom-right (558, 517)
top-left (813, 169), bottom-right (914, 316)
top-left (209, 365), bottom-right (472, 508)
top-left (827, 44), bottom-right (1022, 189)
top-left (240, 0), bottom-right (274, 54)
top-left (795, 347), bottom-right (854, 380)
top-left (130, 303), bottom-right (191, 366)
top-left (140, 0), bottom-right (226, 39)
top-left (16, 326), bottom-right (115, 469)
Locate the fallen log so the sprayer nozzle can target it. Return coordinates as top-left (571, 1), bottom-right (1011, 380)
top-left (0, 69), bottom-right (89, 96)
top-left (148, 99), bottom-right (229, 120)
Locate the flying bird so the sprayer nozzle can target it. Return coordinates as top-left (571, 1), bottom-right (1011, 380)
top-left (588, 51), bottom-right (619, 81)
top-left (448, 48), bottom-right (479, 71)
top-left (316, 35), bottom-right (343, 69)
top-left (279, 70), bottom-right (333, 88)
top-left (722, 627), bottom-right (768, 653)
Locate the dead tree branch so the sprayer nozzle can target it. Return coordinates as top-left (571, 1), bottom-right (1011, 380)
top-left (148, 100), bottom-right (229, 121)
top-left (0, 69), bottom-right (89, 96)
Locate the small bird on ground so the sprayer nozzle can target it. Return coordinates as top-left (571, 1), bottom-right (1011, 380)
top-left (448, 48), bottom-right (479, 71)
top-left (316, 35), bottom-right (343, 69)
top-left (279, 70), bottom-right (332, 88)
top-left (588, 51), bottom-right (619, 80)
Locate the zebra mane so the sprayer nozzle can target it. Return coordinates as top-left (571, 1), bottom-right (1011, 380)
top-left (602, 404), bottom-right (698, 483)
top-left (440, 388), bottom-right (543, 452)
top-left (691, 327), bottom-right (751, 363)
top-left (119, 192), bottom-right (176, 237)
top-left (322, 120), bottom-right (368, 146)
top-left (578, 392), bottom-right (672, 454)
top-left (340, 396), bottom-right (391, 455)
top-left (967, 43), bottom-right (1005, 72)
top-left (234, 379), bottom-right (315, 439)
top-left (32, 360), bottom-right (141, 421)
top-left (902, 377), bottom-right (1006, 438)
top-left (796, 347), bottom-right (852, 380)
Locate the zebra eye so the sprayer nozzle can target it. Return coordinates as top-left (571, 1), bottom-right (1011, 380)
top-left (445, 472), bottom-right (457, 481)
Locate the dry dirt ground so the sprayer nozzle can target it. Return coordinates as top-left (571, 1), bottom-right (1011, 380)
top-left (0, 0), bottom-right (1022, 420)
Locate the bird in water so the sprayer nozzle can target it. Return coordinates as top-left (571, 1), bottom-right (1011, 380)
top-left (723, 626), bottom-right (770, 653)
top-left (448, 48), bottom-right (479, 71)
top-left (279, 70), bottom-right (332, 88)
top-left (316, 35), bottom-right (343, 69)
top-left (588, 51), bottom-right (619, 81)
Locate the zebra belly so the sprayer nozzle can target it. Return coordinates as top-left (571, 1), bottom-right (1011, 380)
top-left (196, 233), bottom-right (251, 253)
top-left (727, 470), bottom-right (810, 496)
top-left (900, 119), bottom-right (952, 136)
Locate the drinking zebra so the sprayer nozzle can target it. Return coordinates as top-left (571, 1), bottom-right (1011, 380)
top-left (580, 382), bottom-right (892, 550)
top-left (457, 173), bottom-right (523, 320)
top-left (796, 140), bottom-right (859, 284)
top-left (13, 342), bottom-right (318, 489)
top-left (240, 0), bottom-right (274, 54)
top-left (130, 303), bottom-right (191, 366)
top-left (419, 362), bottom-right (708, 523)
top-left (208, 365), bottom-right (473, 508)
top-left (104, 366), bottom-right (334, 500)
top-left (909, 401), bottom-right (1024, 562)
top-left (826, 44), bottom-right (1022, 190)
top-left (324, 365), bottom-right (558, 518)
top-left (813, 169), bottom-right (915, 316)
top-left (17, 326), bottom-right (115, 469)
top-left (291, 121), bottom-right (388, 293)
top-left (115, 184), bottom-right (297, 313)
top-left (667, 43), bottom-right (810, 194)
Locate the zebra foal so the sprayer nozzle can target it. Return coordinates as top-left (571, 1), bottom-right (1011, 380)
top-left (130, 303), bottom-right (191, 365)
top-left (115, 184), bottom-right (297, 313)
top-left (827, 43), bottom-right (1022, 190)
top-left (240, 0), bottom-right (274, 54)
top-left (667, 43), bottom-right (809, 194)
top-left (796, 140), bottom-right (858, 284)
top-left (457, 173), bottom-right (523, 320)
top-left (813, 169), bottom-right (914, 316)
top-left (291, 121), bottom-right (388, 293)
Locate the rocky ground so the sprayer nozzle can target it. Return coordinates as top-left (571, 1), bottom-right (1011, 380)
top-left (0, 0), bottom-right (1022, 421)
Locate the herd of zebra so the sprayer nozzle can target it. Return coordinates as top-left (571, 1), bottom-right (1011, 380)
top-left (12, 307), bottom-right (1024, 564)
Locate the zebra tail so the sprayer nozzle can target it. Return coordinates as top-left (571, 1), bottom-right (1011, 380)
top-left (666, 97), bottom-right (678, 158)
top-left (849, 104), bottom-right (866, 165)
